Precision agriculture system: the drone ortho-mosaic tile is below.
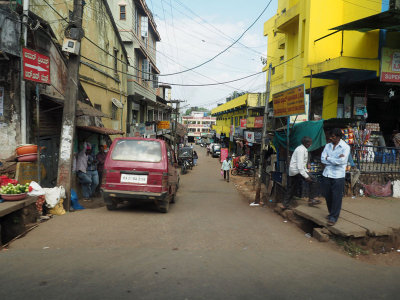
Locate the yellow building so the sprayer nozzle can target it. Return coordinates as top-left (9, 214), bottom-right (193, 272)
top-left (30, 0), bottom-right (129, 135)
top-left (264, 0), bottom-right (384, 120)
top-left (211, 93), bottom-right (265, 152)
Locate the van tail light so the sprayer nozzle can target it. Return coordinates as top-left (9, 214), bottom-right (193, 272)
top-left (101, 169), bottom-right (108, 185)
top-left (162, 172), bottom-right (168, 188)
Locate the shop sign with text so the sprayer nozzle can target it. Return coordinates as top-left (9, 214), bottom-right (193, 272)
top-left (240, 119), bottom-right (247, 128)
top-left (157, 121), bottom-right (170, 129)
top-left (23, 48), bottom-right (50, 84)
top-left (381, 48), bottom-right (400, 83)
top-left (254, 116), bottom-right (263, 128)
top-left (247, 117), bottom-right (255, 128)
top-left (273, 84), bottom-right (305, 117)
top-left (244, 131), bottom-right (255, 143)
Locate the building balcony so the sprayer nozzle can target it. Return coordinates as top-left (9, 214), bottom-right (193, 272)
top-left (128, 79), bottom-right (156, 102)
top-left (275, 3), bottom-right (300, 32)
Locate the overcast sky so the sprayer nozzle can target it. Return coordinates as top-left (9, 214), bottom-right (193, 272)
top-left (148, 0), bottom-right (278, 111)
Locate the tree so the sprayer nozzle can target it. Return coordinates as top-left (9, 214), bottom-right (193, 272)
top-left (184, 107), bottom-right (210, 116)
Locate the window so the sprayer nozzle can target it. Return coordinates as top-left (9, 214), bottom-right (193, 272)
top-left (111, 103), bottom-right (118, 120)
top-left (119, 5), bottom-right (126, 20)
top-left (141, 16), bottom-right (148, 43)
top-left (280, 56), bottom-right (284, 61)
top-left (113, 48), bottom-right (119, 77)
top-left (272, 67), bottom-right (275, 75)
top-left (94, 104), bottom-right (102, 111)
top-left (142, 59), bottom-right (150, 81)
top-left (134, 9), bottom-right (139, 34)
top-left (112, 140), bottom-right (162, 162)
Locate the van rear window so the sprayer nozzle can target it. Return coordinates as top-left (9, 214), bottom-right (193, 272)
top-left (112, 140), bottom-right (162, 162)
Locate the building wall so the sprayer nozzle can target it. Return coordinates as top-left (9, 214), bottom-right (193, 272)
top-left (264, 0), bottom-right (383, 117)
top-left (30, 0), bottom-right (129, 137)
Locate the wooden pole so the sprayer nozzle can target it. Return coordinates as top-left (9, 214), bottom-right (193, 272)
top-left (254, 63), bottom-right (272, 204)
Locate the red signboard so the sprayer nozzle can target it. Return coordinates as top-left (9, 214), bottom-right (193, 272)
top-left (220, 148), bottom-right (228, 163)
top-left (254, 116), bottom-right (263, 128)
top-left (240, 119), bottom-right (247, 128)
top-left (23, 48), bottom-right (50, 84)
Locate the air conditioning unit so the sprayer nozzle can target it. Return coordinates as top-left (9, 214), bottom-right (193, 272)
top-left (62, 38), bottom-right (80, 55)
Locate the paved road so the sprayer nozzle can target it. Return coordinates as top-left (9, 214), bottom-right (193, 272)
top-left (1, 146), bottom-right (399, 299)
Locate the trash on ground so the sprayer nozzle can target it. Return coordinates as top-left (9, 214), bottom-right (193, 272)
top-left (305, 233), bottom-right (312, 238)
top-left (249, 202), bottom-right (260, 207)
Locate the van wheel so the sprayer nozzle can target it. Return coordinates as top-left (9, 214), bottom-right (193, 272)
top-left (106, 201), bottom-right (118, 211)
top-left (157, 200), bottom-right (170, 213)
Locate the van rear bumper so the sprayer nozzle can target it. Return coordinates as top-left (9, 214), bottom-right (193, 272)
top-left (102, 189), bottom-right (168, 203)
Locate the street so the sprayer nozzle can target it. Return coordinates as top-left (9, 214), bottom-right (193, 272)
top-left (0, 146), bottom-right (400, 299)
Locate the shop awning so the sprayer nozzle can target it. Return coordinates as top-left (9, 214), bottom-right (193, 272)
top-left (211, 94), bottom-right (247, 115)
top-left (77, 126), bottom-right (124, 135)
top-left (77, 101), bottom-right (110, 118)
top-left (330, 10), bottom-right (400, 32)
top-left (273, 120), bottom-right (326, 152)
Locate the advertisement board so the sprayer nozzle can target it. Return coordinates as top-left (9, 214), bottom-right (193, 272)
top-left (254, 116), bottom-right (263, 128)
top-left (157, 121), bottom-right (170, 129)
top-left (244, 131), bottom-right (255, 143)
top-left (220, 148), bottom-right (228, 163)
top-left (240, 119), bottom-right (247, 128)
top-left (272, 84), bottom-right (305, 117)
top-left (381, 48), bottom-right (400, 83)
top-left (247, 117), bottom-right (255, 128)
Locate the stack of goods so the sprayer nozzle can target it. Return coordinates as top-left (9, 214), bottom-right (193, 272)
top-left (0, 182), bottom-right (30, 201)
top-left (365, 123), bottom-right (380, 132)
top-left (342, 128), bottom-right (355, 145)
top-left (0, 175), bottom-right (18, 186)
top-left (16, 144), bottom-right (38, 162)
top-left (353, 128), bottom-right (371, 146)
top-left (308, 162), bottom-right (322, 173)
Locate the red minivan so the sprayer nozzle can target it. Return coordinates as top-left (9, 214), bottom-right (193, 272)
top-left (101, 137), bottom-right (179, 213)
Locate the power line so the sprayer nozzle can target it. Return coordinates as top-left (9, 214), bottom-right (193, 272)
top-left (155, 0), bottom-right (273, 76)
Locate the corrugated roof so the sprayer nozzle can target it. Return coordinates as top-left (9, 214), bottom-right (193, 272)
top-left (76, 101), bottom-right (110, 118)
top-left (77, 126), bottom-right (124, 135)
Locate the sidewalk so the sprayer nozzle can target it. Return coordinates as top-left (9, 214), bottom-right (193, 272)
top-left (292, 196), bottom-right (400, 238)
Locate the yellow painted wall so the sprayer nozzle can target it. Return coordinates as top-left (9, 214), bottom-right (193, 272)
top-left (264, 0), bottom-right (382, 119)
top-left (30, 0), bottom-right (129, 138)
top-left (322, 83), bottom-right (339, 120)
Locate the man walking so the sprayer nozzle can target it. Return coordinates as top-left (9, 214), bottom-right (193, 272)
top-left (321, 128), bottom-right (350, 226)
top-left (282, 136), bottom-right (320, 209)
top-left (221, 156), bottom-right (232, 182)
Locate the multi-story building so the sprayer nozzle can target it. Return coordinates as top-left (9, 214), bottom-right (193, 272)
top-left (109, 0), bottom-right (166, 137)
top-left (182, 112), bottom-right (216, 140)
top-left (211, 93), bottom-right (265, 154)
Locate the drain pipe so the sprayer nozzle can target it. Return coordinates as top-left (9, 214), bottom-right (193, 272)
top-left (20, 0), bottom-right (30, 144)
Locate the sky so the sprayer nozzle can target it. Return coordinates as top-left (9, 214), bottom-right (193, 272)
top-left (147, 0), bottom-right (278, 111)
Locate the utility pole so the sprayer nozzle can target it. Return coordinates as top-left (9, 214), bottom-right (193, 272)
top-left (166, 100), bottom-right (184, 153)
top-left (20, 0), bottom-right (30, 144)
top-left (56, 0), bottom-right (84, 211)
top-left (254, 63), bottom-right (272, 204)
top-left (309, 69), bottom-right (312, 120)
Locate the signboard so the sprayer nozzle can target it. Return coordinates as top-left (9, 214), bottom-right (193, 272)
top-left (254, 116), bottom-right (263, 128)
top-left (247, 117), bottom-right (255, 128)
top-left (290, 94), bottom-right (309, 123)
top-left (272, 84), bottom-right (305, 117)
top-left (381, 48), bottom-right (400, 83)
top-left (157, 121), bottom-right (170, 129)
top-left (23, 48), bottom-right (50, 84)
top-left (244, 131), bottom-right (255, 143)
top-left (220, 148), bottom-right (228, 163)
top-left (240, 119), bottom-right (247, 128)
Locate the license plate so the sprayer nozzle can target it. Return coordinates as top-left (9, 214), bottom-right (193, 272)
top-left (120, 174), bottom-right (148, 184)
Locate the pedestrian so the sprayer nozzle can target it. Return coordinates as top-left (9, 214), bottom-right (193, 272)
top-left (282, 136), bottom-right (320, 209)
top-left (76, 143), bottom-right (99, 201)
top-left (221, 156), bottom-right (232, 182)
top-left (193, 150), bottom-right (198, 166)
top-left (321, 128), bottom-right (350, 226)
top-left (96, 145), bottom-right (107, 192)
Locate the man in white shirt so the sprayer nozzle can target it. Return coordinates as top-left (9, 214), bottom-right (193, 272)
top-left (321, 128), bottom-right (350, 226)
top-left (282, 136), bottom-right (320, 209)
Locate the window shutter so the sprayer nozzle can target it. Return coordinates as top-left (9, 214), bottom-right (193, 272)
top-left (141, 16), bottom-right (148, 38)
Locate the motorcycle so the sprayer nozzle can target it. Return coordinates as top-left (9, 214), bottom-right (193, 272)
top-left (181, 160), bottom-right (191, 175)
top-left (231, 162), bottom-right (255, 176)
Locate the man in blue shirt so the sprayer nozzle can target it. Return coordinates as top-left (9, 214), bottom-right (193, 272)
top-left (321, 128), bottom-right (350, 226)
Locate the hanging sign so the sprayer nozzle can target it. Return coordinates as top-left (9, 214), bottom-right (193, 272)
top-left (273, 84), bottom-right (305, 117)
top-left (220, 148), bottom-right (228, 163)
top-left (245, 131), bottom-right (255, 143)
top-left (157, 121), bottom-right (170, 129)
top-left (240, 119), bottom-right (247, 128)
top-left (22, 48), bottom-right (50, 84)
top-left (254, 116), bottom-right (263, 128)
top-left (381, 48), bottom-right (400, 83)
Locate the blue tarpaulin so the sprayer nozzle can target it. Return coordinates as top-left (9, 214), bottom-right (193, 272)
top-left (273, 120), bottom-right (326, 152)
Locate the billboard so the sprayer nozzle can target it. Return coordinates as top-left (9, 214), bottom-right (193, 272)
top-left (272, 84), bottom-right (305, 117)
top-left (381, 48), bottom-right (400, 83)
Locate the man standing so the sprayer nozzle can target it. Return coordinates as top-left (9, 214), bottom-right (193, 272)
top-left (96, 145), bottom-right (107, 189)
top-left (282, 136), bottom-right (320, 209)
top-left (221, 156), bottom-right (232, 182)
top-left (321, 128), bottom-right (350, 226)
top-left (76, 143), bottom-right (99, 201)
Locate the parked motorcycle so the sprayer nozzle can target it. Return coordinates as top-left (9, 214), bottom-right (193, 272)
top-left (231, 162), bottom-right (255, 176)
